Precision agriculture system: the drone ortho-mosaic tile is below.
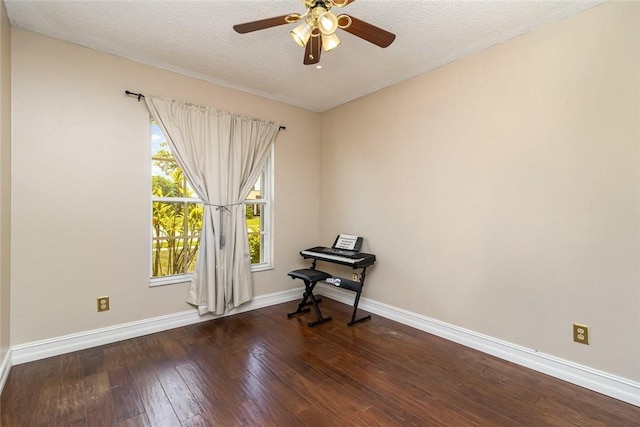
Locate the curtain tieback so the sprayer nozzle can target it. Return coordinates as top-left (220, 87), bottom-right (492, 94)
top-left (204, 202), bottom-right (244, 248)
top-left (204, 202), bottom-right (244, 210)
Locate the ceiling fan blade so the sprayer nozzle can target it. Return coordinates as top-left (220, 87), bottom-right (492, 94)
top-left (303, 35), bottom-right (322, 65)
top-left (233, 15), bottom-right (291, 34)
top-left (341, 16), bottom-right (396, 48)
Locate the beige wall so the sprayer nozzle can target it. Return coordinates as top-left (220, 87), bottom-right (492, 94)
top-left (321, 1), bottom-right (639, 381)
top-left (6, 0), bottom-right (639, 386)
top-left (0, 1), bottom-right (11, 364)
top-left (10, 29), bottom-right (321, 344)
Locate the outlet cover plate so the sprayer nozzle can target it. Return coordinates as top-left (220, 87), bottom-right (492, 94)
top-left (97, 296), bottom-right (110, 312)
top-left (573, 323), bottom-right (589, 345)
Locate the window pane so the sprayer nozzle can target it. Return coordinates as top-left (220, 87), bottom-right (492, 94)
top-left (152, 161), bottom-right (183, 198)
top-left (153, 201), bottom-right (185, 236)
top-left (186, 203), bottom-right (204, 237)
top-left (245, 203), bottom-right (261, 234)
top-left (151, 124), bottom-right (177, 184)
top-left (151, 238), bottom-right (169, 277)
top-left (248, 230), bottom-right (262, 264)
top-left (151, 120), bottom-right (163, 146)
top-left (152, 201), bottom-right (201, 277)
top-left (151, 237), bottom-right (201, 277)
top-left (186, 236), bottom-right (199, 273)
top-left (246, 202), bottom-right (263, 264)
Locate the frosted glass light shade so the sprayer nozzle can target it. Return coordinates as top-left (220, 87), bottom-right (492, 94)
top-left (318, 12), bottom-right (338, 35)
top-left (321, 33), bottom-right (341, 52)
top-left (291, 21), bottom-right (313, 47)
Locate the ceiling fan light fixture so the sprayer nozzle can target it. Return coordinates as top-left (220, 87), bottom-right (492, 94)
top-left (233, 1), bottom-right (396, 65)
top-left (291, 21), bottom-right (314, 47)
top-left (321, 32), bottom-right (341, 52)
top-left (318, 11), bottom-right (338, 35)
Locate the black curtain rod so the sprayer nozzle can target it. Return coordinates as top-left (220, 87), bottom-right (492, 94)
top-left (125, 90), bottom-right (286, 130)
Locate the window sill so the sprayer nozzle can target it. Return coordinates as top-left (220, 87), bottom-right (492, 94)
top-left (251, 262), bottom-right (274, 273)
top-left (149, 263), bottom-right (273, 287)
top-left (149, 274), bottom-right (192, 287)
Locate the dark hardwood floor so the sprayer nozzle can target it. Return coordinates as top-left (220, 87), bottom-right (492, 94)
top-left (1, 298), bottom-right (638, 426)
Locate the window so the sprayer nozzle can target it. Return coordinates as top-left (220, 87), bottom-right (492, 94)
top-left (150, 120), bottom-right (273, 285)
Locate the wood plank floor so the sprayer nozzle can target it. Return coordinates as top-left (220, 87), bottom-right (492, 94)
top-left (1, 298), bottom-right (638, 426)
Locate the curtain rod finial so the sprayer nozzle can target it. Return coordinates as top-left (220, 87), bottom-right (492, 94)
top-left (125, 90), bottom-right (145, 102)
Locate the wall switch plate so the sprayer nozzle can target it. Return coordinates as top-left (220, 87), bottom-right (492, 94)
top-left (573, 323), bottom-right (589, 345)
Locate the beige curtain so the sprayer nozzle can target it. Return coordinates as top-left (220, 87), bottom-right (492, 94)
top-left (145, 95), bottom-right (281, 314)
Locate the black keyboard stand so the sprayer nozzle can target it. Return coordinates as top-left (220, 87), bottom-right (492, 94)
top-left (288, 257), bottom-right (373, 327)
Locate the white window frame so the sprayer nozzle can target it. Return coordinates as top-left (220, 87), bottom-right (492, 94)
top-left (149, 137), bottom-right (274, 287)
top-left (246, 145), bottom-right (274, 272)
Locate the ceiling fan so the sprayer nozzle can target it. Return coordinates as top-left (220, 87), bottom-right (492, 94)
top-left (233, 0), bottom-right (396, 65)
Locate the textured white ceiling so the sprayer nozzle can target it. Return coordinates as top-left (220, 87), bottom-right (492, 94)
top-left (5, 0), bottom-right (605, 112)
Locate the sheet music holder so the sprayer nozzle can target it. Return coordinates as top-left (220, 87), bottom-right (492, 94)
top-left (332, 234), bottom-right (363, 251)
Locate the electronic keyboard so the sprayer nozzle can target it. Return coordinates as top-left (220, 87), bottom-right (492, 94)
top-left (300, 246), bottom-right (376, 268)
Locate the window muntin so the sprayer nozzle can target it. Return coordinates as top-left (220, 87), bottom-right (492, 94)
top-left (150, 120), bottom-right (273, 285)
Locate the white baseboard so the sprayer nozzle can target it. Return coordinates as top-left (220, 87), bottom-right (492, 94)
top-left (0, 348), bottom-right (11, 395)
top-left (11, 287), bottom-right (301, 366)
top-left (317, 284), bottom-right (640, 407)
top-left (7, 284), bottom-right (639, 407)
